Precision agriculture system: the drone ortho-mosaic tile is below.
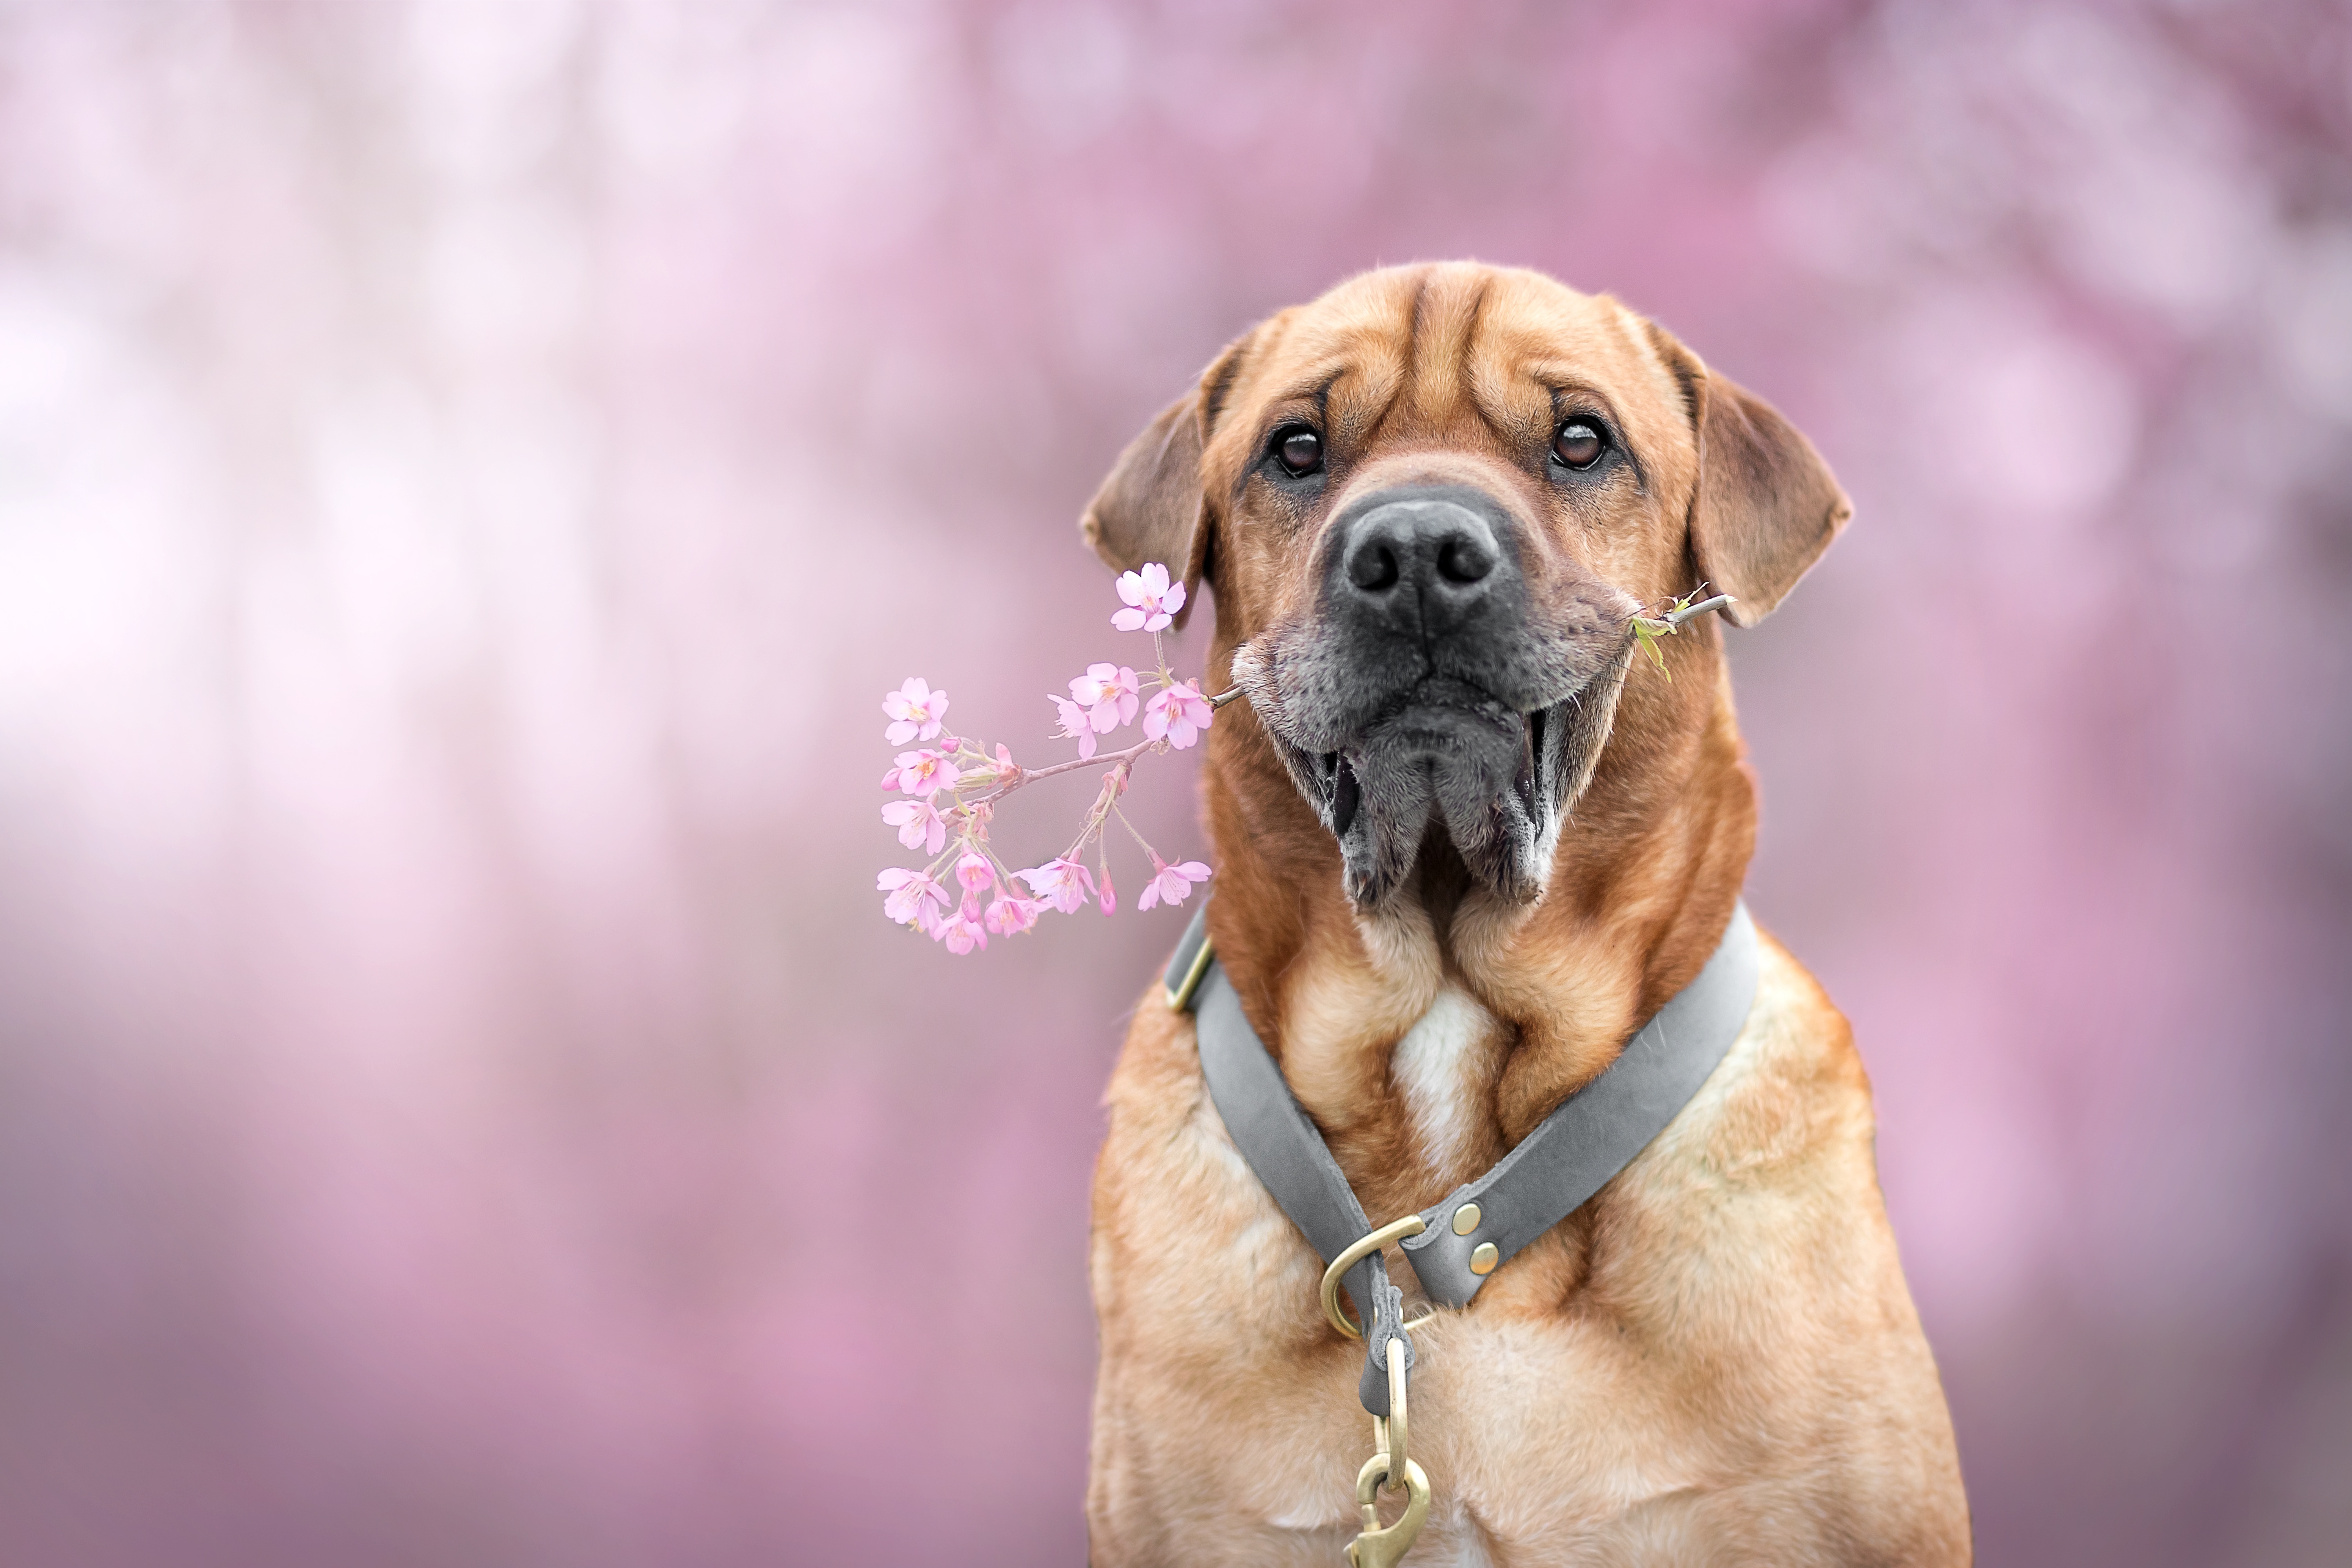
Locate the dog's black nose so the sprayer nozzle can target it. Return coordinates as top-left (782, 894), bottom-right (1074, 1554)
top-left (1334, 490), bottom-right (1507, 636)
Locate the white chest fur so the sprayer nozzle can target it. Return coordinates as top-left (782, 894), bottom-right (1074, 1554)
top-left (1389, 985), bottom-right (1503, 1183)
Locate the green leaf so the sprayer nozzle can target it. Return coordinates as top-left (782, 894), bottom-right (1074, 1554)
top-left (1633, 620), bottom-right (1671, 678)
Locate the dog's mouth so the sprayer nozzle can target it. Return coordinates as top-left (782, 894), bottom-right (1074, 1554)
top-left (1235, 640), bottom-right (1637, 909)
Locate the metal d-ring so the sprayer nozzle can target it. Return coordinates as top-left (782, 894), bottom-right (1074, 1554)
top-left (1320, 1215), bottom-right (1431, 1341)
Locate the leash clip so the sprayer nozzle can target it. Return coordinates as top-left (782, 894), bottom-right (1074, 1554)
top-left (1325, 1216), bottom-right (1439, 1562)
top-left (1346, 1337), bottom-right (1430, 1568)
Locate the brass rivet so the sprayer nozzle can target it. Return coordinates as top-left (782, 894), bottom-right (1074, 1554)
top-left (1469, 1242), bottom-right (1499, 1276)
top-left (1451, 1203), bottom-right (1481, 1236)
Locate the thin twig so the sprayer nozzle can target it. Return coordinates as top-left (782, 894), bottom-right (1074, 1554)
top-left (967, 735), bottom-right (1158, 805)
top-left (971, 689), bottom-right (1245, 806)
top-left (1628, 586), bottom-right (1739, 680)
top-left (1661, 593), bottom-right (1736, 627)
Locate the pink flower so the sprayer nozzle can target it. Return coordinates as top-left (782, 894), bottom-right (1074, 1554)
top-left (1113, 562), bottom-right (1186, 632)
top-left (882, 677), bottom-right (950, 745)
top-left (1098, 864), bottom-right (1116, 915)
top-left (1015, 857), bottom-right (1097, 914)
top-left (881, 799), bottom-right (947, 855)
top-left (955, 851), bottom-right (996, 896)
top-left (1049, 693), bottom-right (1098, 760)
top-left (884, 749), bottom-right (961, 797)
top-left (1070, 664), bottom-right (1140, 733)
top-left (877, 867), bottom-right (953, 928)
top-left (938, 909), bottom-right (988, 954)
top-left (1137, 854), bottom-right (1212, 912)
top-left (984, 893), bottom-right (1043, 936)
top-left (1143, 679), bottom-right (1215, 749)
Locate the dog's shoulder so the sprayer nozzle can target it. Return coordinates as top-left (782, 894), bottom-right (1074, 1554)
top-left (1681, 922), bottom-right (1877, 1184)
top-left (1577, 930), bottom-right (1969, 1561)
top-left (1592, 922), bottom-right (1899, 1319)
top-left (1093, 975), bottom-right (1269, 1244)
top-left (1100, 973), bottom-right (1213, 1138)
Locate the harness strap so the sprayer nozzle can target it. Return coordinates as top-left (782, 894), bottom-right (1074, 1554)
top-left (1401, 902), bottom-right (1759, 1303)
top-left (1169, 898), bottom-right (1759, 1416)
top-left (1187, 953), bottom-right (1416, 1414)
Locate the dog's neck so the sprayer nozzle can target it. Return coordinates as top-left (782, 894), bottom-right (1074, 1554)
top-left (1198, 646), bottom-right (1757, 1227)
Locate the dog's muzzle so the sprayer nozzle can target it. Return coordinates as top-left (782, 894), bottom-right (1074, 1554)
top-left (1232, 483), bottom-right (1637, 909)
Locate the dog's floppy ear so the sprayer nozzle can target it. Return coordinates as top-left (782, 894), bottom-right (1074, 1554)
top-left (1080, 338), bottom-right (1248, 631)
top-left (1643, 319), bottom-right (1852, 628)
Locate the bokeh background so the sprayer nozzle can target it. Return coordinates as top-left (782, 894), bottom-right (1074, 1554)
top-left (3, 0), bottom-right (2349, 1563)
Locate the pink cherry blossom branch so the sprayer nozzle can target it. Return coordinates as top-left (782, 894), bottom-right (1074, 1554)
top-left (963, 695), bottom-right (1237, 803)
top-left (873, 564), bottom-right (1229, 955)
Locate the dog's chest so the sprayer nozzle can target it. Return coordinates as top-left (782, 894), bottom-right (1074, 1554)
top-left (1388, 984), bottom-right (1506, 1181)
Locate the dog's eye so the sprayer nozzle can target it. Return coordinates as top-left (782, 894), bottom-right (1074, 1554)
top-left (1275, 428), bottom-right (1323, 477)
top-left (1553, 421), bottom-right (1604, 469)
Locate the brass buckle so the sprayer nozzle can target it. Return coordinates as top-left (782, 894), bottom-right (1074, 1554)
top-left (1164, 933), bottom-right (1214, 1011)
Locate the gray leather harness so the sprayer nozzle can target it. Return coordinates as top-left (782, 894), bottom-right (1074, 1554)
top-left (1164, 898), bottom-right (1760, 1417)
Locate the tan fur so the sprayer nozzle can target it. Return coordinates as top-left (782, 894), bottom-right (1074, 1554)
top-left (1085, 264), bottom-right (1967, 1564)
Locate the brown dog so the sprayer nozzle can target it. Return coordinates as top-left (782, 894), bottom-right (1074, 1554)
top-left (1080, 263), bottom-right (1968, 1564)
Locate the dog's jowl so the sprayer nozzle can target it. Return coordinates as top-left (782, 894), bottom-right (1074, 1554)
top-left (1082, 263), bottom-right (1967, 1566)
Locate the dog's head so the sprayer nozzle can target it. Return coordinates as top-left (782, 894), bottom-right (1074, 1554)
top-left (1083, 263), bottom-right (1849, 911)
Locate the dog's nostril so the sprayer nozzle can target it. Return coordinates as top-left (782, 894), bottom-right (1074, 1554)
top-left (1436, 537), bottom-right (1494, 585)
top-left (1348, 543), bottom-right (1400, 593)
top-left (1334, 495), bottom-right (1506, 617)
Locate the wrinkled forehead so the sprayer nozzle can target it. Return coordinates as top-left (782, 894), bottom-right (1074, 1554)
top-left (1211, 265), bottom-right (1682, 469)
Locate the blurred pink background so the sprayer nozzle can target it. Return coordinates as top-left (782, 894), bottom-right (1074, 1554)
top-left (2, 1), bottom-right (2349, 1563)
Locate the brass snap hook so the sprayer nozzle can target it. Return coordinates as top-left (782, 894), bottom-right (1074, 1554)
top-left (1347, 1337), bottom-right (1426, 1566)
top-left (1344, 1452), bottom-right (1430, 1568)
